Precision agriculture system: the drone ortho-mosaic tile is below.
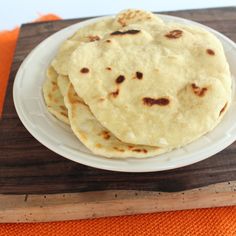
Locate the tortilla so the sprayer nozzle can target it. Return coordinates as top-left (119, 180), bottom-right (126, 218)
top-left (114, 9), bottom-right (163, 27)
top-left (64, 84), bottom-right (166, 157)
top-left (42, 66), bottom-right (69, 124)
top-left (51, 19), bottom-right (114, 75)
top-left (68, 20), bottom-right (231, 148)
top-left (57, 74), bottom-right (70, 96)
top-left (51, 10), bottom-right (163, 75)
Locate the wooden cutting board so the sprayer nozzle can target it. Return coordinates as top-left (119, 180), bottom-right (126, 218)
top-left (0, 7), bottom-right (236, 223)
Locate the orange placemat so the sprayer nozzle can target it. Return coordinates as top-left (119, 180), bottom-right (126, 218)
top-left (1, 14), bottom-right (236, 236)
top-left (0, 14), bottom-right (60, 116)
top-left (1, 208), bottom-right (236, 236)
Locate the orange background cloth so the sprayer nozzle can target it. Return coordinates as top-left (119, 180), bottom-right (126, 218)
top-left (1, 208), bottom-right (236, 236)
top-left (0, 14), bottom-right (236, 236)
top-left (0, 14), bottom-right (60, 116)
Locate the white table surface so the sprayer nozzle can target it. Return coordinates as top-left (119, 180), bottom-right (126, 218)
top-left (1, 0), bottom-right (235, 30)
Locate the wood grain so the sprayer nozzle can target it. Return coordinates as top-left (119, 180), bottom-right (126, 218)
top-left (1, 180), bottom-right (236, 222)
top-left (0, 7), bottom-right (236, 195)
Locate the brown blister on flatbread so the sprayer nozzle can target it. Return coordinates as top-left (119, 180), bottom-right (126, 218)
top-left (110, 30), bottom-right (140, 36)
top-left (116, 9), bottom-right (157, 27)
top-left (68, 86), bottom-right (81, 104)
top-left (143, 97), bottom-right (170, 106)
top-left (51, 80), bottom-right (58, 91)
top-left (191, 83), bottom-right (208, 97)
top-left (80, 131), bottom-right (88, 141)
top-left (219, 102), bottom-right (228, 116)
top-left (132, 148), bottom-right (148, 153)
top-left (116, 75), bottom-right (125, 84)
top-left (60, 105), bottom-right (67, 111)
top-left (113, 147), bottom-right (125, 152)
top-left (99, 131), bottom-right (111, 140)
top-left (60, 111), bottom-right (68, 117)
top-left (48, 93), bottom-right (52, 100)
top-left (135, 71), bottom-right (143, 80)
top-left (96, 143), bottom-right (102, 148)
top-left (98, 98), bottom-right (105, 102)
top-left (80, 67), bottom-right (89, 73)
top-left (165, 30), bottom-right (183, 39)
top-left (206, 49), bottom-right (215, 55)
top-left (88, 35), bottom-right (100, 42)
top-left (109, 89), bottom-right (119, 98)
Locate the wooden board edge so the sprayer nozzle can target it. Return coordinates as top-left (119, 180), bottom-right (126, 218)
top-left (0, 180), bottom-right (236, 222)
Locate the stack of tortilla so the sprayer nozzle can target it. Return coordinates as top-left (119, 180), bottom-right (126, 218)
top-left (43, 9), bottom-right (231, 158)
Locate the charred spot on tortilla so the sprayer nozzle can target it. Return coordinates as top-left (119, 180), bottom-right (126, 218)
top-left (80, 68), bottom-right (89, 73)
top-left (165, 30), bottom-right (183, 39)
top-left (110, 30), bottom-right (140, 36)
top-left (135, 71), bottom-right (143, 80)
top-left (132, 148), bottom-right (148, 153)
top-left (116, 75), bottom-right (125, 84)
top-left (113, 147), bottom-right (125, 152)
top-left (143, 97), bottom-right (170, 106)
top-left (219, 103), bottom-right (227, 116)
top-left (191, 83), bottom-right (208, 97)
top-left (88, 35), bottom-right (100, 42)
top-left (109, 89), bottom-right (119, 98)
top-left (99, 131), bottom-right (111, 140)
top-left (206, 49), bottom-right (215, 56)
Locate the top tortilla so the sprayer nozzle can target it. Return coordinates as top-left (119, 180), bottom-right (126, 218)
top-left (68, 19), bottom-right (231, 147)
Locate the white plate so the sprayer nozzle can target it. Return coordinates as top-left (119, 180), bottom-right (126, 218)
top-left (13, 14), bottom-right (236, 172)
